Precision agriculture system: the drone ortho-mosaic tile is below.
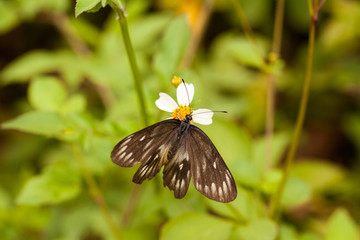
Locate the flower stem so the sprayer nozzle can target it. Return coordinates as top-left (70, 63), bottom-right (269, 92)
top-left (111, 4), bottom-right (149, 126)
top-left (231, 0), bottom-right (265, 63)
top-left (264, 0), bottom-right (285, 172)
top-left (71, 144), bottom-right (122, 240)
top-left (269, 0), bottom-right (321, 219)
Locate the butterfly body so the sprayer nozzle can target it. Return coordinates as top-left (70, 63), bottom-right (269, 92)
top-left (111, 115), bottom-right (237, 203)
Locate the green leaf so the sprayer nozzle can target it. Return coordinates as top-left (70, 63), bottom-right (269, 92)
top-left (28, 76), bottom-right (67, 111)
top-left (252, 132), bottom-right (290, 171)
top-left (1, 111), bottom-right (82, 142)
top-left (160, 212), bottom-right (233, 240)
top-left (153, 16), bottom-right (190, 83)
top-left (292, 160), bottom-right (345, 190)
top-left (261, 169), bottom-right (282, 194)
top-left (16, 159), bottom-right (80, 205)
top-left (279, 224), bottom-right (298, 240)
top-left (101, 0), bottom-right (109, 7)
top-left (211, 33), bottom-right (266, 69)
top-left (299, 232), bottom-right (322, 240)
top-left (207, 187), bottom-right (265, 223)
top-left (130, 13), bottom-right (173, 49)
top-left (0, 1), bottom-right (19, 34)
top-left (0, 50), bottom-right (80, 86)
top-left (325, 208), bottom-right (359, 240)
top-left (231, 218), bottom-right (277, 240)
top-left (62, 94), bottom-right (87, 113)
top-left (1, 51), bottom-right (58, 85)
top-left (282, 176), bottom-right (312, 208)
top-left (83, 136), bottom-right (114, 175)
top-left (0, 188), bottom-right (11, 209)
top-left (75, 0), bottom-right (102, 18)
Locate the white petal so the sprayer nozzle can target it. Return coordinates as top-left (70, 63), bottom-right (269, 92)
top-left (192, 108), bottom-right (214, 125)
top-left (177, 82), bottom-right (194, 106)
top-left (155, 93), bottom-right (178, 112)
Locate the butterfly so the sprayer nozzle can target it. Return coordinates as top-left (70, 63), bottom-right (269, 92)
top-left (111, 79), bottom-right (237, 203)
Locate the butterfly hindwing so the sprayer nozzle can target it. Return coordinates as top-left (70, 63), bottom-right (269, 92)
top-left (188, 125), bottom-right (237, 203)
top-left (111, 119), bottom-right (179, 183)
top-left (162, 135), bottom-right (191, 199)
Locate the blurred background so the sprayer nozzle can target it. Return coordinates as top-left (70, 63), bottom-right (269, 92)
top-left (0, 0), bottom-right (359, 239)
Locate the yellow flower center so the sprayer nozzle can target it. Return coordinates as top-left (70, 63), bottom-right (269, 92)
top-left (171, 105), bottom-right (192, 120)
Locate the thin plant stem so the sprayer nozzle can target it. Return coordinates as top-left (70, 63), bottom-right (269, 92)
top-left (232, 0), bottom-right (285, 172)
top-left (109, 3), bottom-right (149, 226)
top-left (265, 74), bottom-right (275, 171)
top-left (269, 0), bottom-right (321, 219)
top-left (112, 4), bottom-right (149, 126)
top-left (231, 0), bottom-right (265, 63)
top-left (271, 0), bottom-right (285, 58)
top-left (226, 203), bottom-right (247, 224)
top-left (265, 0), bottom-right (285, 172)
top-left (71, 144), bottom-right (122, 240)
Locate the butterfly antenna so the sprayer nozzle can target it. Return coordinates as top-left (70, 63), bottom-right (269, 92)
top-left (191, 110), bottom-right (228, 116)
top-left (182, 79), bottom-right (191, 107)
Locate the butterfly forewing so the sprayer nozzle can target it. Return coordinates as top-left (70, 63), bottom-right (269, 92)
top-left (111, 120), bottom-right (179, 183)
top-left (188, 125), bottom-right (237, 203)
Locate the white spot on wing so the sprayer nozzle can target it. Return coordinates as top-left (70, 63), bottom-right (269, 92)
top-left (202, 160), bottom-right (207, 170)
top-left (179, 163), bottom-right (183, 170)
top-left (218, 187), bottom-right (224, 200)
top-left (180, 179), bottom-right (185, 190)
top-left (120, 152), bottom-right (126, 159)
top-left (144, 139), bottom-right (154, 150)
top-left (226, 174), bottom-right (231, 187)
top-left (222, 181), bottom-right (228, 195)
top-left (118, 145), bottom-right (127, 154)
top-left (211, 182), bottom-right (216, 194)
top-left (139, 166), bottom-right (148, 177)
top-left (197, 182), bottom-right (202, 191)
top-left (171, 174), bottom-right (176, 185)
top-left (184, 152), bottom-right (189, 161)
top-left (175, 179), bottom-right (180, 190)
top-left (204, 185), bottom-right (209, 194)
top-left (122, 137), bottom-right (132, 145)
top-left (213, 162), bottom-right (217, 169)
top-left (124, 152), bottom-right (133, 161)
top-left (196, 166), bottom-right (200, 178)
top-left (139, 135), bottom-right (146, 141)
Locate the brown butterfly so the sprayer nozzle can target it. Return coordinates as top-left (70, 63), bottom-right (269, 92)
top-left (111, 80), bottom-right (237, 203)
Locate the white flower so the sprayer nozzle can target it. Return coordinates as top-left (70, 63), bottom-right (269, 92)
top-left (155, 82), bottom-right (214, 125)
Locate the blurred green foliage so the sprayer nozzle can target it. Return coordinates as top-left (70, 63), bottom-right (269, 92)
top-left (0, 0), bottom-right (359, 239)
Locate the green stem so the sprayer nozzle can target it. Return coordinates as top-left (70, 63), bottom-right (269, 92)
top-left (226, 203), bottom-right (247, 224)
top-left (231, 0), bottom-right (265, 63)
top-left (264, 0), bottom-right (285, 172)
top-left (109, 2), bottom-right (148, 226)
top-left (71, 144), bottom-right (122, 240)
top-left (271, 0), bottom-right (285, 58)
top-left (269, 1), bottom-right (319, 219)
top-left (112, 4), bottom-right (149, 126)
